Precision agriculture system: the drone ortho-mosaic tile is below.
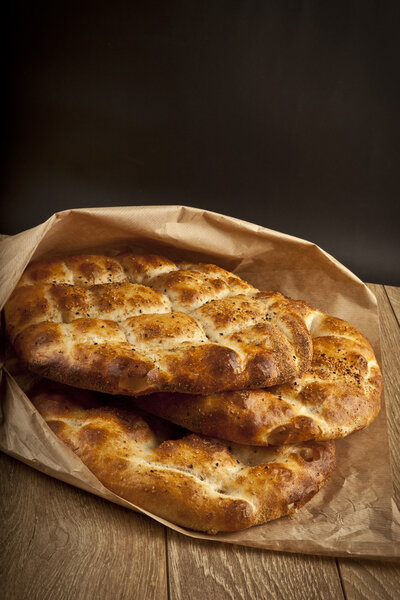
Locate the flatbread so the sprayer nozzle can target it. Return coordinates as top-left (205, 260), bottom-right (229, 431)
top-left (134, 294), bottom-right (383, 445)
top-left (5, 254), bottom-right (312, 396)
top-left (29, 380), bottom-right (336, 533)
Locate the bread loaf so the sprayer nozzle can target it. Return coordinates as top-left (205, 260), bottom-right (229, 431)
top-left (134, 294), bottom-right (383, 444)
top-left (29, 381), bottom-right (336, 533)
top-left (5, 254), bottom-right (312, 395)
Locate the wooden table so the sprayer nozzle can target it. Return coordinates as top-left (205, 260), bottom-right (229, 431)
top-left (1, 283), bottom-right (399, 600)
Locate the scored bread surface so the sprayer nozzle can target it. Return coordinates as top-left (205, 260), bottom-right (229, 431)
top-left (5, 254), bottom-right (313, 396)
top-left (135, 293), bottom-right (382, 445)
top-left (30, 381), bottom-right (336, 533)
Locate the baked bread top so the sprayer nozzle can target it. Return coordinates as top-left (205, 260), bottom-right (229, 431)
top-left (5, 254), bottom-right (312, 396)
top-left (29, 381), bottom-right (335, 533)
top-left (134, 293), bottom-right (383, 445)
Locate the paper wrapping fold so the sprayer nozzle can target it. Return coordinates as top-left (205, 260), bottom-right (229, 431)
top-left (1, 206), bottom-right (399, 559)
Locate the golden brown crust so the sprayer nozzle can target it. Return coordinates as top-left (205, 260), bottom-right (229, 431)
top-left (135, 307), bottom-right (383, 445)
top-left (5, 254), bottom-right (312, 395)
top-left (29, 381), bottom-right (335, 533)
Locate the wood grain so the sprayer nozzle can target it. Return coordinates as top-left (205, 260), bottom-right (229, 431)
top-left (385, 286), bottom-right (400, 325)
top-left (0, 453), bottom-right (167, 600)
top-left (366, 284), bottom-right (400, 504)
top-left (167, 529), bottom-right (344, 600)
top-left (338, 560), bottom-right (400, 600)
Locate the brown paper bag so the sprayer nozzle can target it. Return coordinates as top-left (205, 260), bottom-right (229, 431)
top-left (1, 206), bottom-right (399, 559)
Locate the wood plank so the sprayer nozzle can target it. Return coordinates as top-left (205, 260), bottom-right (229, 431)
top-left (0, 452), bottom-right (168, 600)
top-left (338, 560), bottom-right (400, 600)
top-left (167, 529), bottom-right (344, 600)
top-left (338, 284), bottom-right (400, 600)
top-left (385, 285), bottom-right (400, 325)
top-left (366, 284), bottom-right (400, 504)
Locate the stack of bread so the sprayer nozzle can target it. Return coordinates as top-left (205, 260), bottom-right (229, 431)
top-left (4, 253), bottom-right (383, 534)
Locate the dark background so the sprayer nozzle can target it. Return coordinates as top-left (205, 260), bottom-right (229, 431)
top-left (2, 1), bottom-right (399, 283)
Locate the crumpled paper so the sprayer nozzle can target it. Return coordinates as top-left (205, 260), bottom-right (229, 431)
top-left (1, 205), bottom-right (399, 558)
